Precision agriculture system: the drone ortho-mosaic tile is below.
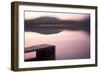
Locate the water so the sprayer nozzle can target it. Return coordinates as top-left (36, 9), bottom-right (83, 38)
top-left (24, 29), bottom-right (90, 60)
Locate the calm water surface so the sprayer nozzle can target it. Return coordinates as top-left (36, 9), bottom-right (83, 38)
top-left (25, 30), bottom-right (90, 60)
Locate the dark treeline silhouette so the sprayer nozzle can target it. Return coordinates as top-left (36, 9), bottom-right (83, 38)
top-left (25, 16), bottom-right (90, 34)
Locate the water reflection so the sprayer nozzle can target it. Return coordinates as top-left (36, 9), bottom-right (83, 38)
top-left (25, 30), bottom-right (90, 60)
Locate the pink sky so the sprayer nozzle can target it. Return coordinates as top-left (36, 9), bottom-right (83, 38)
top-left (25, 11), bottom-right (89, 21)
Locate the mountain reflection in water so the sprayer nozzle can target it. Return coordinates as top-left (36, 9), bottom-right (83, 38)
top-left (25, 30), bottom-right (90, 60)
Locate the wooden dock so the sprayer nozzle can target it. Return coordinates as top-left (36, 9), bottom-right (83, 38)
top-left (24, 44), bottom-right (55, 61)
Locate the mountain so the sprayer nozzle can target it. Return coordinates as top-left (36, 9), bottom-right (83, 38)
top-left (24, 16), bottom-right (90, 34)
top-left (25, 17), bottom-right (78, 25)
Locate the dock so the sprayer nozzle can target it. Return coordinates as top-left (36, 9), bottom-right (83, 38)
top-left (24, 44), bottom-right (55, 61)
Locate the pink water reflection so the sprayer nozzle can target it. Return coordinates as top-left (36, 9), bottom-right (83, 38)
top-left (25, 30), bottom-right (90, 60)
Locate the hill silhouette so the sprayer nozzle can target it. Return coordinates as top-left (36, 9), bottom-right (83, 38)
top-left (25, 17), bottom-right (78, 25)
top-left (25, 16), bottom-right (90, 34)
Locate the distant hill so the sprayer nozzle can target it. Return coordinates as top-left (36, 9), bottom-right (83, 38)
top-left (28, 17), bottom-right (60, 24)
top-left (25, 17), bottom-right (78, 24)
top-left (24, 16), bottom-right (90, 34)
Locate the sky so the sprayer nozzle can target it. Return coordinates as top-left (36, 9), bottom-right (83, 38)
top-left (25, 11), bottom-right (89, 21)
